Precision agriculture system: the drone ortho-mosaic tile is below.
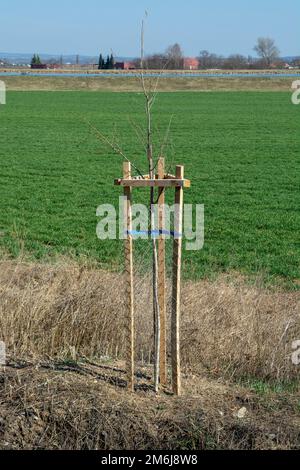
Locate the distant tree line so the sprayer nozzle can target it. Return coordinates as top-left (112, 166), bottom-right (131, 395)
top-left (198, 38), bottom-right (282, 69)
top-left (98, 53), bottom-right (115, 70)
top-left (29, 38), bottom-right (298, 71)
top-left (130, 38), bottom-right (298, 70)
top-left (131, 43), bottom-right (184, 69)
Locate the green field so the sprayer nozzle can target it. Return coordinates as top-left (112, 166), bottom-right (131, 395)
top-left (0, 91), bottom-right (299, 286)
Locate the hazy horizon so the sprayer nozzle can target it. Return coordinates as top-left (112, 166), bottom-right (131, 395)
top-left (0, 51), bottom-right (299, 62)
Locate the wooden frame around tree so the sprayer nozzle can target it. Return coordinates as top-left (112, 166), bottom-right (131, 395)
top-left (114, 158), bottom-right (190, 396)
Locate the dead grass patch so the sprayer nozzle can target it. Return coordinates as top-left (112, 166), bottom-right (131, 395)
top-left (0, 260), bottom-right (299, 381)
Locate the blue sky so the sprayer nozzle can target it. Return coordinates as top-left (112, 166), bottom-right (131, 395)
top-left (1, 0), bottom-right (299, 57)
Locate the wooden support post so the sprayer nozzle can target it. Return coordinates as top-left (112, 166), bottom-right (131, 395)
top-left (123, 162), bottom-right (135, 392)
top-left (157, 157), bottom-right (167, 386)
top-left (171, 165), bottom-right (184, 396)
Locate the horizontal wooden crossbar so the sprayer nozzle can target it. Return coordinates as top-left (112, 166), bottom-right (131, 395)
top-left (114, 178), bottom-right (191, 188)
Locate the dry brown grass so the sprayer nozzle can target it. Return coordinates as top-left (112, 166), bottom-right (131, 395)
top-left (181, 278), bottom-right (300, 381)
top-left (1, 259), bottom-right (300, 450)
top-left (0, 259), bottom-right (299, 382)
top-left (3, 75), bottom-right (294, 92)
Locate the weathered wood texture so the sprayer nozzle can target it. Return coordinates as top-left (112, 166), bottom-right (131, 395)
top-left (171, 165), bottom-right (184, 396)
top-left (115, 178), bottom-right (190, 188)
top-left (123, 162), bottom-right (135, 392)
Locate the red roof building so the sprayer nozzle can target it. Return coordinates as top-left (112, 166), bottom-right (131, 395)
top-left (115, 61), bottom-right (135, 70)
top-left (183, 57), bottom-right (199, 70)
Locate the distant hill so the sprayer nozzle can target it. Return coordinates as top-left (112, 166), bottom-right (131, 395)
top-left (282, 56), bottom-right (300, 62)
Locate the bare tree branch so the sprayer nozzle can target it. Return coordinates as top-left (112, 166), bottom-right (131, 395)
top-left (85, 118), bottom-right (145, 178)
top-left (127, 116), bottom-right (147, 153)
top-left (158, 114), bottom-right (174, 159)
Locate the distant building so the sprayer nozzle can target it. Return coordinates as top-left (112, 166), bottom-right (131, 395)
top-left (115, 61), bottom-right (135, 70)
top-left (270, 60), bottom-right (285, 69)
top-left (284, 63), bottom-right (296, 70)
top-left (183, 57), bottom-right (199, 70)
top-left (31, 63), bottom-right (47, 69)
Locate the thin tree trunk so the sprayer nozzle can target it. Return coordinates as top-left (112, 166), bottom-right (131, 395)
top-left (142, 18), bottom-right (161, 393)
top-left (148, 140), bottom-right (160, 394)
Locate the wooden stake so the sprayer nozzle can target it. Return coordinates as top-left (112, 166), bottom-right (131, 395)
top-left (115, 179), bottom-right (190, 188)
top-left (123, 162), bottom-right (135, 392)
top-left (157, 157), bottom-right (167, 386)
top-left (171, 165), bottom-right (184, 396)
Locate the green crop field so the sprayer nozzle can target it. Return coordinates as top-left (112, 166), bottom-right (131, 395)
top-left (0, 91), bottom-right (299, 287)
